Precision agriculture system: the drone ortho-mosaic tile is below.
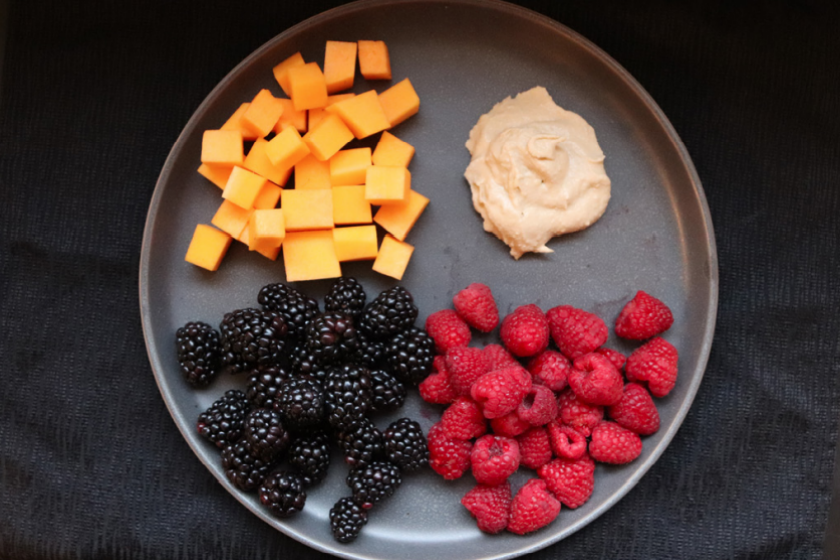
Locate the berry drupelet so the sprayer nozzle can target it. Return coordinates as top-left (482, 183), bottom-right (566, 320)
top-left (324, 277), bottom-right (367, 318)
top-left (287, 430), bottom-right (331, 487)
top-left (197, 390), bottom-right (250, 448)
top-left (383, 418), bottom-right (429, 472)
top-left (258, 283), bottom-right (320, 340)
top-left (175, 321), bottom-right (221, 387)
top-left (385, 326), bottom-right (435, 384)
top-left (346, 460), bottom-right (402, 509)
top-left (330, 497), bottom-right (368, 543)
top-left (219, 308), bottom-right (288, 375)
top-left (359, 286), bottom-right (418, 340)
top-left (277, 377), bottom-right (326, 432)
top-left (259, 470), bottom-right (307, 518)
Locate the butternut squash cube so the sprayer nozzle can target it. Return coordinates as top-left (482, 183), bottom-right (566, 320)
top-left (324, 41), bottom-right (357, 93)
top-left (327, 93), bottom-right (356, 106)
top-left (244, 139), bottom-right (293, 186)
top-left (241, 89), bottom-right (285, 138)
top-left (333, 185), bottom-right (373, 225)
top-left (302, 113), bottom-right (354, 161)
top-left (253, 181), bottom-right (282, 210)
top-left (330, 148), bottom-right (372, 186)
top-left (201, 130), bottom-right (243, 166)
top-left (365, 166), bottom-right (411, 205)
top-left (265, 126), bottom-right (310, 169)
top-left (328, 90), bottom-right (390, 139)
top-left (249, 208), bottom-right (286, 246)
top-left (333, 225), bottom-right (378, 261)
top-left (221, 103), bottom-right (259, 141)
top-left (372, 131), bottom-right (415, 168)
top-left (222, 166), bottom-right (268, 209)
top-left (283, 230), bottom-right (342, 282)
top-left (272, 52), bottom-right (305, 97)
top-left (238, 222), bottom-right (280, 260)
top-left (281, 189), bottom-right (334, 231)
top-left (373, 235), bottom-right (414, 280)
top-left (378, 78), bottom-right (420, 127)
top-left (374, 189), bottom-right (429, 241)
top-left (274, 99), bottom-right (307, 134)
top-left (185, 224), bottom-right (232, 271)
top-left (197, 163), bottom-right (233, 190)
top-left (308, 108), bottom-right (328, 132)
top-left (288, 62), bottom-right (329, 112)
top-left (358, 40), bottom-right (392, 80)
top-left (211, 199), bottom-right (253, 238)
top-left (294, 154), bottom-right (332, 190)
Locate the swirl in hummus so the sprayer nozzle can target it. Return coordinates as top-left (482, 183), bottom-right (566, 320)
top-left (464, 86), bottom-right (611, 259)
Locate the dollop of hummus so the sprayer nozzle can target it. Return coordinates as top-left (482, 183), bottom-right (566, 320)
top-left (464, 86), bottom-right (611, 259)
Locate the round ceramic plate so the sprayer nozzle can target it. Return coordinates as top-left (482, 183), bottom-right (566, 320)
top-left (139, 0), bottom-right (717, 558)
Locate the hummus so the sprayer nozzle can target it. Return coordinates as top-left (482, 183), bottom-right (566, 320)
top-left (464, 86), bottom-right (611, 259)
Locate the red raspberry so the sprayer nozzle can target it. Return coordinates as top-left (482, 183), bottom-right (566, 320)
top-left (557, 389), bottom-right (604, 436)
top-left (419, 360), bottom-right (458, 405)
top-left (589, 421), bottom-right (642, 464)
top-left (538, 454), bottom-right (595, 509)
top-left (453, 283), bottom-right (499, 332)
top-left (490, 411), bottom-right (531, 438)
top-left (568, 352), bottom-right (624, 406)
top-left (546, 305), bottom-right (608, 359)
top-left (461, 481), bottom-right (512, 534)
top-left (625, 337), bottom-right (679, 398)
top-left (483, 343), bottom-right (520, 370)
top-left (607, 383), bottom-right (660, 435)
top-left (596, 347), bottom-right (626, 371)
top-left (615, 291), bottom-right (674, 340)
top-left (471, 367), bottom-right (532, 419)
top-left (516, 427), bottom-right (552, 470)
top-left (446, 346), bottom-right (492, 396)
top-left (470, 434), bottom-right (521, 486)
top-left (500, 304), bottom-right (549, 357)
top-left (527, 350), bottom-right (571, 392)
top-left (428, 423), bottom-right (472, 480)
top-left (547, 421), bottom-right (587, 460)
top-left (517, 384), bottom-right (559, 426)
top-left (440, 396), bottom-right (487, 440)
top-left (507, 479), bottom-right (561, 535)
top-left (425, 309), bottom-right (471, 353)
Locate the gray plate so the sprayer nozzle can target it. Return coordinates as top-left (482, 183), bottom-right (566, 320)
top-left (139, 0), bottom-right (718, 558)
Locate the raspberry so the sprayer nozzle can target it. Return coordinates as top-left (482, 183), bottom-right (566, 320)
top-left (483, 344), bottom-right (520, 370)
top-left (607, 383), bottom-right (660, 435)
top-left (461, 481), bottom-right (512, 534)
top-left (527, 350), bottom-right (570, 392)
top-left (500, 304), bottom-right (549, 357)
top-left (428, 423), bottom-right (472, 480)
top-left (546, 305), bottom-right (608, 360)
top-left (445, 346), bottom-right (492, 396)
top-left (596, 347), bottom-right (626, 371)
top-left (418, 358), bottom-right (457, 405)
top-left (470, 367), bottom-right (532, 419)
top-left (557, 389), bottom-right (604, 436)
top-left (589, 421), bottom-right (643, 464)
top-left (425, 309), bottom-right (471, 353)
top-left (516, 427), bottom-right (552, 470)
top-left (615, 291), bottom-right (674, 340)
top-left (490, 411), bottom-right (531, 438)
top-left (538, 454), bottom-right (595, 509)
top-left (440, 396), bottom-right (487, 440)
top-left (625, 337), bottom-right (679, 398)
top-left (453, 283), bottom-right (499, 332)
top-left (568, 352), bottom-right (624, 406)
top-left (547, 421), bottom-right (586, 460)
top-left (516, 384), bottom-right (558, 426)
top-left (507, 479), bottom-right (561, 535)
top-left (470, 435), bottom-right (521, 486)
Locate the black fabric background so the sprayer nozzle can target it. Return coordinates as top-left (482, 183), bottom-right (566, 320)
top-left (1, 0), bottom-right (839, 558)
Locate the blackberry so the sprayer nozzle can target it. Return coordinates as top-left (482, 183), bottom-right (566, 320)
top-left (369, 369), bottom-right (406, 412)
top-left (175, 321), bottom-right (221, 387)
top-left (324, 277), bottom-right (366, 318)
top-left (243, 408), bottom-right (291, 462)
top-left (324, 364), bottom-right (373, 430)
top-left (246, 365), bottom-right (290, 409)
top-left (346, 461), bottom-right (402, 509)
top-left (330, 497), bottom-right (368, 543)
top-left (288, 430), bottom-right (331, 487)
top-left (359, 286), bottom-right (418, 340)
top-left (258, 283), bottom-right (320, 339)
top-left (384, 327), bottom-right (435, 384)
top-left (354, 330), bottom-right (385, 369)
top-left (337, 418), bottom-right (384, 469)
top-left (259, 470), bottom-right (306, 518)
top-left (289, 342), bottom-right (327, 383)
top-left (197, 390), bottom-right (250, 448)
top-left (219, 308), bottom-right (288, 375)
top-left (383, 418), bottom-right (428, 472)
top-left (221, 440), bottom-right (273, 491)
top-left (305, 313), bottom-right (359, 364)
top-left (277, 377), bottom-right (325, 432)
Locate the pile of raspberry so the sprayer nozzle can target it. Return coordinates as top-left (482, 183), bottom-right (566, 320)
top-left (420, 284), bottom-right (677, 535)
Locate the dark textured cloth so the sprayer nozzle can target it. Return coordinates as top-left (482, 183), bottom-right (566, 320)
top-left (1, 1), bottom-right (839, 559)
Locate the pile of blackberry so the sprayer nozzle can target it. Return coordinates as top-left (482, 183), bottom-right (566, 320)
top-left (175, 279), bottom-right (431, 544)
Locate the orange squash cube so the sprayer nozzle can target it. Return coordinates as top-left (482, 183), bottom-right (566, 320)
top-left (374, 189), bottom-right (429, 241)
top-left (378, 78), bottom-right (420, 127)
top-left (274, 99), bottom-right (307, 134)
top-left (272, 52), bottom-right (306, 97)
top-left (222, 166), bottom-right (268, 209)
top-left (197, 163), bottom-right (233, 190)
top-left (201, 130), bottom-right (243, 166)
top-left (333, 185), bottom-right (373, 225)
top-left (327, 93), bottom-right (356, 106)
top-left (243, 139), bottom-right (293, 186)
top-left (294, 154), bottom-right (332, 190)
top-left (372, 235), bottom-right (414, 280)
top-left (328, 90), bottom-right (390, 139)
top-left (365, 166), bottom-right (411, 205)
top-left (238, 221), bottom-right (281, 260)
top-left (308, 108), bottom-right (328, 132)
top-left (358, 40), bottom-right (392, 80)
top-left (221, 103), bottom-right (259, 141)
top-left (333, 225), bottom-right (378, 261)
top-left (372, 131), bottom-right (415, 168)
top-left (324, 41), bottom-right (357, 93)
top-left (283, 230), bottom-right (342, 282)
top-left (241, 89), bottom-right (285, 138)
top-left (288, 62), bottom-right (329, 112)
top-left (249, 208), bottom-right (286, 246)
top-left (265, 126), bottom-right (310, 169)
top-left (185, 224), bottom-right (232, 271)
top-left (281, 189), bottom-right (334, 231)
top-left (253, 181), bottom-right (282, 210)
top-left (211, 199), bottom-right (253, 238)
top-left (302, 113), bottom-right (354, 161)
top-left (329, 148), bottom-right (372, 186)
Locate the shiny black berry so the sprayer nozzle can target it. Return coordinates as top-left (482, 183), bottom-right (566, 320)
top-left (197, 390), bottom-right (250, 448)
top-left (359, 286), bottom-right (418, 340)
top-left (219, 308), bottom-right (288, 375)
top-left (277, 377), bottom-right (325, 432)
top-left (330, 497), bottom-right (368, 543)
top-left (221, 440), bottom-right (273, 492)
top-left (324, 364), bottom-right (372, 430)
top-left (305, 312), bottom-right (359, 364)
top-left (259, 470), bottom-right (306, 518)
top-left (346, 461), bottom-right (402, 509)
top-left (354, 330), bottom-right (386, 369)
top-left (175, 321), bottom-right (221, 387)
top-left (243, 408), bottom-right (291, 462)
top-left (383, 418), bottom-right (428, 472)
top-left (369, 369), bottom-right (406, 412)
top-left (246, 365), bottom-right (291, 409)
top-left (258, 283), bottom-right (320, 340)
top-left (337, 418), bottom-right (384, 469)
top-left (287, 430), bottom-right (331, 487)
top-left (324, 277), bottom-right (366, 318)
top-left (385, 326), bottom-right (435, 384)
